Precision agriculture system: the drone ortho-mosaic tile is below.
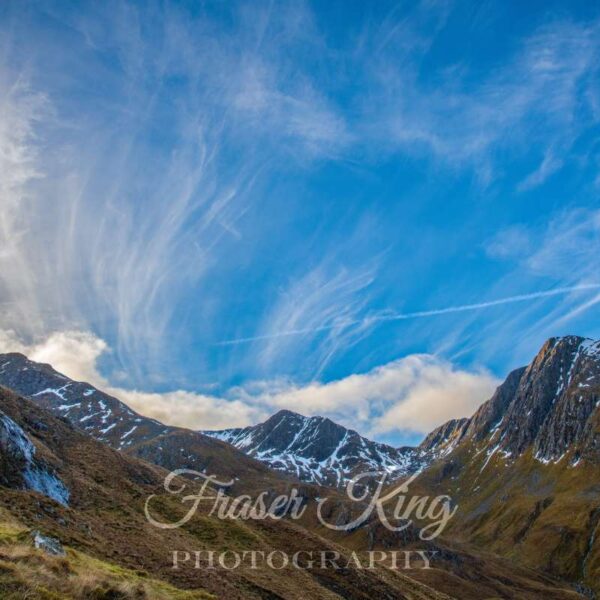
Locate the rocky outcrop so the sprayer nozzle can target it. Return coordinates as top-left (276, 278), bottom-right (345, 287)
top-left (31, 530), bottom-right (66, 556)
top-left (464, 366), bottom-right (526, 441)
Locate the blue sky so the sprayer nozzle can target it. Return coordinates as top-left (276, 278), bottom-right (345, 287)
top-left (0, 0), bottom-right (599, 445)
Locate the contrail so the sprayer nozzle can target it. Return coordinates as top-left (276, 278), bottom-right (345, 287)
top-left (217, 284), bottom-right (600, 346)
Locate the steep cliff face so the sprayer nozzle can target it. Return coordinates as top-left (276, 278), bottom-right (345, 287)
top-left (427, 336), bottom-right (600, 465)
top-left (495, 336), bottom-right (600, 462)
top-left (419, 417), bottom-right (469, 455)
top-left (0, 408), bottom-right (69, 505)
top-left (463, 366), bottom-right (526, 441)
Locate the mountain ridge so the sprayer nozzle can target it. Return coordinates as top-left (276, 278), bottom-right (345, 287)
top-left (0, 371), bottom-right (588, 599)
top-left (427, 335), bottom-right (600, 466)
top-left (0, 337), bottom-right (597, 597)
top-left (0, 352), bottom-right (301, 493)
top-left (204, 407), bottom-right (429, 487)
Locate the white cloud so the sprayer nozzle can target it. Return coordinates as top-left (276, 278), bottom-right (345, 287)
top-left (482, 210), bottom-right (600, 289)
top-left (113, 389), bottom-right (265, 432)
top-left (0, 329), bottom-right (106, 384)
top-left (370, 360), bottom-right (498, 434)
top-left (0, 74), bottom-right (50, 340)
top-left (235, 355), bottom-right (499, 436)
top-left (526, 209), bottom-right (600, 282)
top-left (232, 61), bottom-right (350, 157)
top-left (0, 329), bottom-right (498, 438)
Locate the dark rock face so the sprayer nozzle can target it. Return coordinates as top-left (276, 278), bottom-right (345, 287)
top-left (496, 336), bottom-right (600, 462)
top-left (428, 336), bottom-right (600, 465)
top-left (206, 409), bottom-right (428, 487)
top-left (413, 337), bottom-right (600, 595)
top-left (0, 409), bottom-right (69, 505)
top-left (419, 417), bottom-right (470, 454)
top-left (464, 366), bottom-right (526, 441)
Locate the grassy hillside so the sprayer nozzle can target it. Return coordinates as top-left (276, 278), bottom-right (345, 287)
top-left (414, 443), bottom-right (600, 596)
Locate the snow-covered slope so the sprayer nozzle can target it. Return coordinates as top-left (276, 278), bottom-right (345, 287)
top-left (206, 409), bottom-right (428, 487)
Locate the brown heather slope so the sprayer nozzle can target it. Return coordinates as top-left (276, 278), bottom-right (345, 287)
top-left (0, 505), bottom-right (214, 600)
top-left (410, 336), bottom-right (600, 597)
top-left (0, 385), bottom-right (459, 600)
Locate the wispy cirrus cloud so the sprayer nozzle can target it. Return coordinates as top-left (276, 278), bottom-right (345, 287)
top-left (251, 258), bottom-right (379, 379)
top-left (365, 13), bottom-right (600, 183)
top-left (0, 1), bottom-right (349, 385)
top-left (221, 285), bottom-right (600, 347)
top-left (442, 208), bottom-right (600, 368)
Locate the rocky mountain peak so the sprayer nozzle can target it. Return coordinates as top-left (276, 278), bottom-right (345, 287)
top-left (0, 352), bottom-right (167, 450)
top-left (206, 409), bottom-right (427, 487)
top-left (495, 336), bottom-right (600, 461)
top-left (429, 336), bottom-right (600, 466)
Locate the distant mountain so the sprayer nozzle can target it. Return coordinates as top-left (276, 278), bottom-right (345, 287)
top-left (414, 335), bottom-right (600, 596)
top-left (0, 353), bottom-right (480, 491)
top-left (205, 409), bottom-right (429, 487)
top-left (0, 353), bottom-right (168, 448)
